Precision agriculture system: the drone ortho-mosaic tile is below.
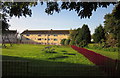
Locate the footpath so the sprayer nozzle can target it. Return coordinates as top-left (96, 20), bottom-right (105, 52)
top-left (71, 45), bottom-right (120, 77)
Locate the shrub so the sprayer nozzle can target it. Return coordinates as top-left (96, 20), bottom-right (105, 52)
top-left (78, 40), bottom-right (88, 47)
top-left (60, 39), bottom-right (66, 45)
top-left (65, 39), bottom-right (71, 45)
top-left (42, 46), bottom-right (55, 53)
top-left (69, 40), bottom-right (75, 45)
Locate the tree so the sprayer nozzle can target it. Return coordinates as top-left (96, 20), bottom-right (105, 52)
top-left (1, 20), bottom-right (9, 33)
top-left (1, 2), bottom-right (117, 21)
top-left (69, 24), bottom-right (91, 47)
top-left (1, 20), bottom-right (12, 47)
top-left (104, 14), bottom-right (119, 40)
top-left (75, 28), bottom-right (83, 45)
top-left (75, 24), bottom-right (91, 47)
top-left (103, 4), bottom-right (120, 47)
top-left (65, 39), bottom-right (70, 45)
top-left (1, 2), bottom-right (118, 38)
top-left (69, 39), bottom-right (75, 45)
top-left (81, 24), bottom-right (91, 43)
top-left (60, 39), bottom-right (66, 45)
top-left (69, 29), bottom-right (77, 39)
top-left (93, 24), bottom-right (105, 43)
top-left (69, 29), bottom-right (77, 45)
top-left (112, 2), bottom-right (120, 20)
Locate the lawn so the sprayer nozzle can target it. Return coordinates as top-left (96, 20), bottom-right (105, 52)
top-left (86, 48), bottom-right (119, 60)
top-left (2, 44), bottom-right (105, 77)
top-left (85, 43), bottom-right (119, 60)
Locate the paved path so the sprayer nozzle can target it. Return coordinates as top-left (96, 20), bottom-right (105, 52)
top-left (71, 45), bottom-right (119, 76)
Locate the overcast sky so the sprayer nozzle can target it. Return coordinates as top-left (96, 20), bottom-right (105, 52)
top-left (8, 3), bottom-right (115, 34)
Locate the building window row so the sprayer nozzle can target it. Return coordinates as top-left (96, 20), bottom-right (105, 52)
top-left (38, 43), bottom-right (57, 45)
top-left (26, 38), bottom-right (58, 41)
top-left (38, 38), bottom-right (58, 41)
top-left (26, 34), bottom-right (60, 36)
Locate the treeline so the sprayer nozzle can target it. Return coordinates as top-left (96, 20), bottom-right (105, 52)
top-left (92, 5), bottom-right (119, 48)
top-left (61, 5), bottom-right (119, 48)
top-left (61, 24), bottom-right (91, 47)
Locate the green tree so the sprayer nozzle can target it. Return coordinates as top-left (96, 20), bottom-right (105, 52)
top-left (79, 40), bottom-right (88, 48)
top-left (69, 29), bottom-right (77, 40)
top-left (104, 3), bottom-right (120, 47)
top-left (65, 39), bottom-right (71, 45)
top-left (60, 39), bottom-right (66, 45)
top-left (75, 28), bottom-right (83, 45)
top-left (69, 24), bottom-right (91, 47)
top-left (1, 20), bottom-right (10, 34)
top-left (69, 39), bottom-right (75, 45)
top-left (1, 2), bottom-right (118, 37)
top-left (69, 29), bottom-right (78, 46)
top-left (93, 25), bottom-right (105, 43)
top-left (81, 24), bottom-right (91, 43)
top-left (1, 2), bottom-right (117, 20)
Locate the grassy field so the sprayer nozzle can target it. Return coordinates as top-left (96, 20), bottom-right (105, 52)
top-left (86, 44), bottom-right (119, 60)
top-left (86, 48), bottom-right (119, 60)
top-left (2, 44), bottom-right (105, 76)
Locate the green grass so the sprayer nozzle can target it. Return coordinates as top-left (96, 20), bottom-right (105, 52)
top-left (85, 44), bottom-right (119, 60)
top-left (2, 44), bottom-right (94, 65)
top-left (2, 44), bottom-right (105, 76)
top-left (86, 48), bottom-right (119, 60)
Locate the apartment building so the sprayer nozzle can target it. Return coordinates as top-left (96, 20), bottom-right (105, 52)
top-left (20, 29), bottom-right (70, 45)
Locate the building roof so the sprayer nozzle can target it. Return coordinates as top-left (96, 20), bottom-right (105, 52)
top-left (21, 29), bottom-right (70, 34)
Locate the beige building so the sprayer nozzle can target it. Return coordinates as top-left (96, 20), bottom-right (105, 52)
top-left (20, 29), bottom-right (70, 45)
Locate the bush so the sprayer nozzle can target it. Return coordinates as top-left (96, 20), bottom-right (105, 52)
top-left (87, 43), bottom-right (118, 52)
top-left (69, 40), bottom-right (75, 45)
top-left (78, 40), bottom-right (88, 47)
top-left (60, 39), bottom-right (66, 45)
top-left (65, 39), bottom-right (71, 45)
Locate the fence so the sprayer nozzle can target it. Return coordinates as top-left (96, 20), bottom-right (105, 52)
top-left (71, 45), bottom-right (120, 77)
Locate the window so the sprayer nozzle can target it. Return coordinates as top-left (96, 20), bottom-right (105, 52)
top-left (38, 43), bottom-right (41, 44)
top-left (26, 38), bottom-right (30, 40)
top-left (26, 34), bottom-right (30, 36)
top-left (38, 38), bottom-right (41, 40)
top-left (48, 39), bottom-right (50, 40)
top-left (54, 39), bottom-right (57, 41)
top-left (54, 34), bottom-right (57, 36)
top-left (38, 34), bottom-right (41, 36)
top-left (54, 43), bottom-right (56, 45)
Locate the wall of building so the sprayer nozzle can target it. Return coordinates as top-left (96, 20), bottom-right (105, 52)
top-left (21, 34), bottom-right (69, 45)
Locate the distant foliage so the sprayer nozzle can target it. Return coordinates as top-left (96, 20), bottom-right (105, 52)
top-left (103, 4), bottom-right (120, 47)
top-left (81, 24), bottom-right (91, 43)
top-left (60, 39), bottom-right (66, 45)
top-left (65, 39), bottom-right (71, 45)
top-left (2, 2), bottom-right (116, 20)
top-left (69, 24), bottom-right (91, 47)
top-left (69, 40), bottom-right (76, 45)
top-left (78, 40), bottom-right (88, 48)
top-left (87, 44), bottom-right (119, 52)
top-left (93, 24), bottom-right (105, 43)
